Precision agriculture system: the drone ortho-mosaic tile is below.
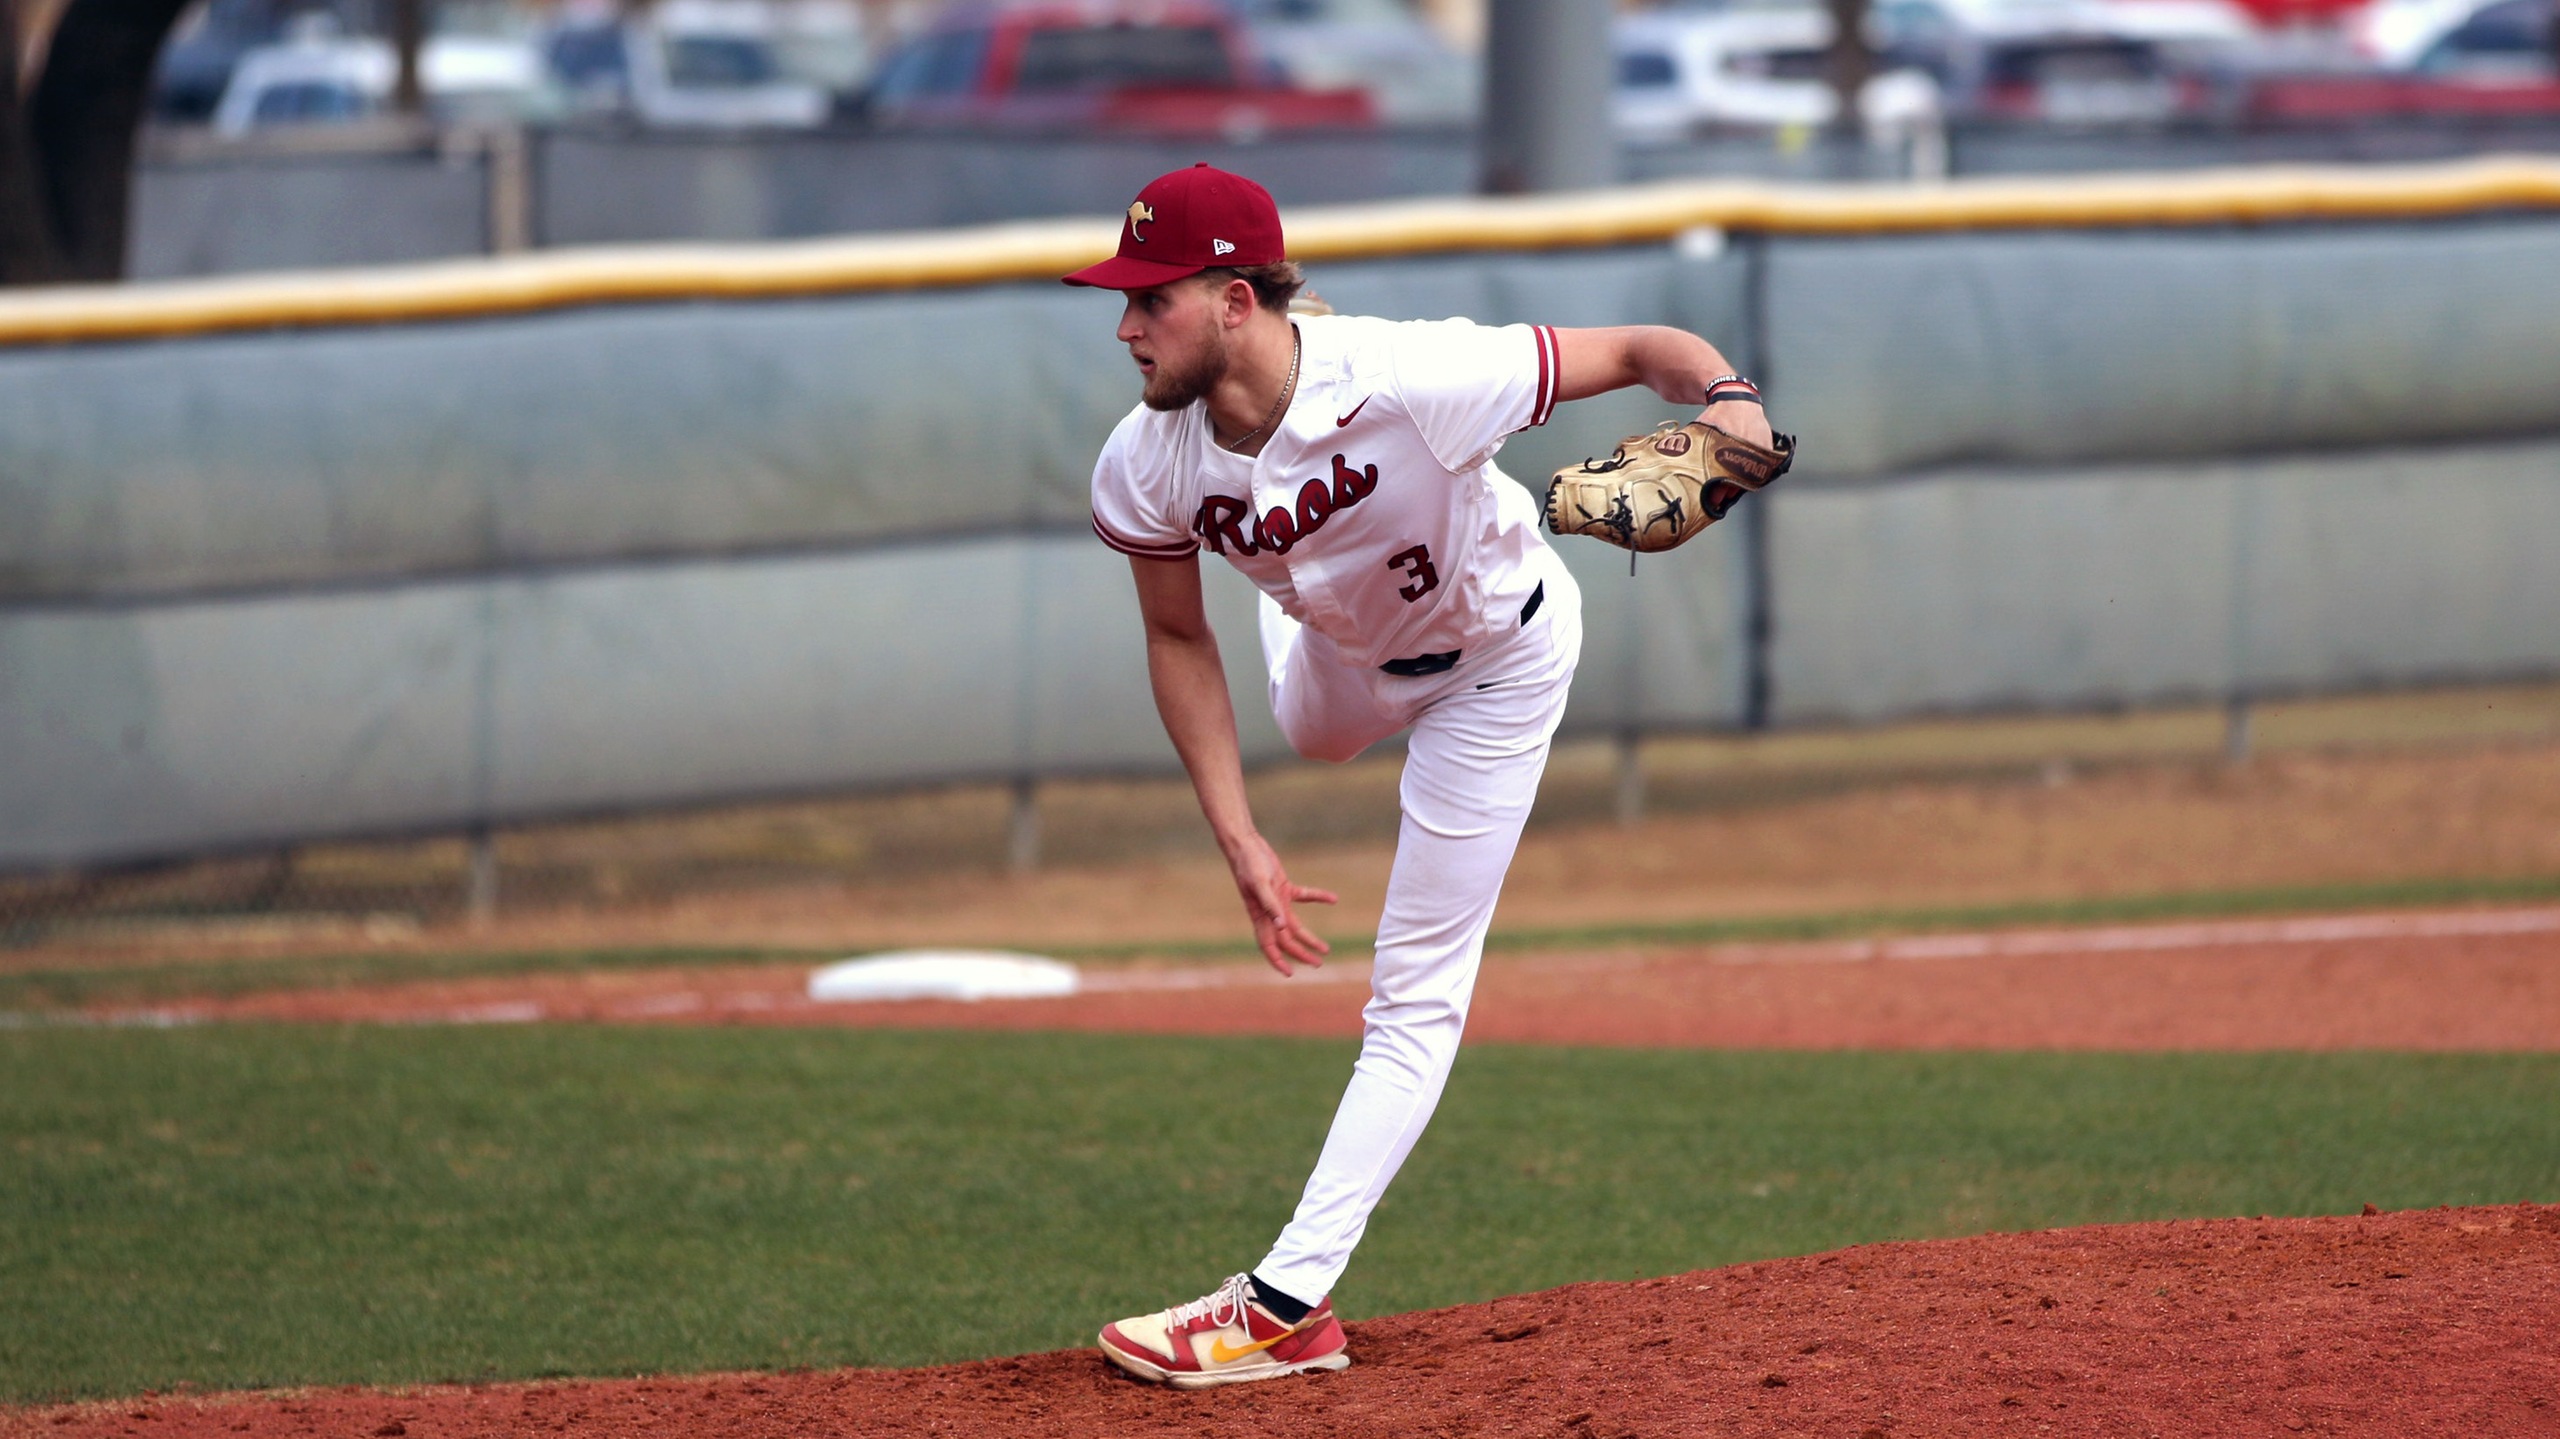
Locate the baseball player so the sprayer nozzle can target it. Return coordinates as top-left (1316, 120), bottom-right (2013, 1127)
top-left (1067, 164), bottom-right (1780, 1388)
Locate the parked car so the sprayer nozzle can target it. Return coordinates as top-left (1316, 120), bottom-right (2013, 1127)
top-left (212, 19), bottom-right (556, 136)
top-left (156, 0), bottom-right (294, 122)
top-left (1231, 0), bottom-right (1478, 126)
top-left (2352, 0), bottom-right (2496, 65)
top-left (2088, 0), bottom-right (2259, 45)
top-left (212, 36), bottom-right (380, 133)
top-left (2407, 0), bottom-right (2556, 74)
top-left (1613, 7), bottom-right (1943, 139)
top-left (1965, 33), bottom-right (2208, 120)
top-left (2251, 0), bottom-right (2559, 117)
top-left (544, 0), bottom-right (832, 129)
top-left (1874, 0), bottom-right (2239, 123)
top-left (758, 0), bottom-right (874, 97)
top-left (860, 1), bottom-right (1375, 135)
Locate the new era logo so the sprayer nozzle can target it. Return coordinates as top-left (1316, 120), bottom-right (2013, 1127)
top-left (1212, 239), bottom-right (1236, 256)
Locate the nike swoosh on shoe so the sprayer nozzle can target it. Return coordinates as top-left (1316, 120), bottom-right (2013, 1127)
top-left (1208, 1328), bottom-right (1298, 1365)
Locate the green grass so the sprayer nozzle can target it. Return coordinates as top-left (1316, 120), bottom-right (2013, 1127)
top-left (3, 1027), bottom-right (2555, 1402)
top-left (0, 944), bottom-right (823, 1015)
top-left (11, 871), bottom-right (2560, 1014)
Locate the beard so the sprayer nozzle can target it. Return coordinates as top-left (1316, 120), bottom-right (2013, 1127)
top-left (1140, 318), bottom-right (1230, 412)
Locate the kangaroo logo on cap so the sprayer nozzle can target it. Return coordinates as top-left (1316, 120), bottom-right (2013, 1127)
top-left (1212, 238), bottom-right (1236, 256)
top-left (1127, 201), bottom-right (1155, 241)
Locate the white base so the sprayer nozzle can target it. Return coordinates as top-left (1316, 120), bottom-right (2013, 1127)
top-left (805, 951), bottom-right (1079, 1003)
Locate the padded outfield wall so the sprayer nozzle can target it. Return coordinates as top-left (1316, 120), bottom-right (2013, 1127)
top-left (4, 162), bottom-right (2559, 870)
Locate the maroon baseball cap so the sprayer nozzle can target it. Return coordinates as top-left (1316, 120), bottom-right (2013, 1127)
top-left (1062, 163), bottom-right (1285, 290)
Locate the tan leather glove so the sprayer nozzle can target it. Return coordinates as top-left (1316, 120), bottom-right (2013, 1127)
top-left (1544, 421), bottom-right (1795, 554)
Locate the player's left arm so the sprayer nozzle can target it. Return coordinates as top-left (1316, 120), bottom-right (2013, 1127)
top-left (1551, 326), bottom-right (1774, 448)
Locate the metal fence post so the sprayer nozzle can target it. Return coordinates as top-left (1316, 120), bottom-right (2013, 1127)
top-left (1613, 731), bottom-right (1645, 828)
top-left (1008, 777), bottom-right (1041, 874)
top-left (2225, 473), bottom-right (2258, 765)
top-left (466, 827), bottom-right (498, 930)
top-left (485, 127), bottom-right (532, 255)
top-left (467, 582), bottom-right (499, 925)
top-left (1009, 540), bottom-right (1043, 873)
top-left (2224, 696), bottom-right (2254, 765)
top-left (1740, 231), bottom-right (1776, 732)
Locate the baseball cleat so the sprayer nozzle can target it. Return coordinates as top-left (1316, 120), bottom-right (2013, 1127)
top-left (1098, 1273), bottom-right (1350, 1389)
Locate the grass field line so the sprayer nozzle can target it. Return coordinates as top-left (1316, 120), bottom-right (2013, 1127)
top-left (1089, 902), bottom-right (2560, 991)
top-left (28, 900), bottom-right (2551, 1029)
top-left (8, 872), bottom-right (2560, 1015)
top-left (1703, 903), bottom-right (2560, 964)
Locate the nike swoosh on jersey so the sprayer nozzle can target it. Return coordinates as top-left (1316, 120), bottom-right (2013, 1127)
top-left (1207, 1328), bottom-right (1298, 1364)
top-left (1335, 397), bottom-right (1370, 427)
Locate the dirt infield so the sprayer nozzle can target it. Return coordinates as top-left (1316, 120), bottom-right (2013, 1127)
top-left (15, 1205), bottom-right (2555, 1439)
top-left (119, 905), bottom-right (2560, 1051)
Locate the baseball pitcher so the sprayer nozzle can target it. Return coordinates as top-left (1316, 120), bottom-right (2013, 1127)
top-left (1068, 164), bottom-right (1791, 1388)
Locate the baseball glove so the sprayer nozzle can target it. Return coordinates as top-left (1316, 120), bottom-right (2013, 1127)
top-left (1544, 421), bottom-right (1795, 555)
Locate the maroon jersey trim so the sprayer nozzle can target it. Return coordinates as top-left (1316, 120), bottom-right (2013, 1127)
top-left (1530, 324), bottom-right (1559, 428)
top-left (1092, 512), bottom-right (1198, 559)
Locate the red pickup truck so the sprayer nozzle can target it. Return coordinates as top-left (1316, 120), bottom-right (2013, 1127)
top-left (860, 1), bottom-right (1375, 136)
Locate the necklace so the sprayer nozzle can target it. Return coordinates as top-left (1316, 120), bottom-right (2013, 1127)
top-left (1222, 328), bottom-right (1300, 454)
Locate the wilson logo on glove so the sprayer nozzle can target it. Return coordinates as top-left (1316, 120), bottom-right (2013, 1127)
top-left (1544, 421), bottom-right (1795, 563)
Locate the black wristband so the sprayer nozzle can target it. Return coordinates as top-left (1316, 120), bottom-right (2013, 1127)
top-left (1704, 374), bottom-right (1763, 406)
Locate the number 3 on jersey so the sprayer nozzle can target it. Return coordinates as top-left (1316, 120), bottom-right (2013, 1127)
top-left (1387, 544), bottom-right (1439, 603)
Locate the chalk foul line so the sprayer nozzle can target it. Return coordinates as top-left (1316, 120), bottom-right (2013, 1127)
top-left (52, 903), bottom-right (2560, 1026)
top-left (1707, 905), bottom-right (2560, 966)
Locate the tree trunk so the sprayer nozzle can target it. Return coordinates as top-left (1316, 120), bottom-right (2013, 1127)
top-left (20, 0), bottom-right (192, 282)
top-left (1825, 0), bottom-right (1874, 143)
top-left (391, 0), bottom-right (424, 115)
top-left (0, 0), bottom-right (62, 283)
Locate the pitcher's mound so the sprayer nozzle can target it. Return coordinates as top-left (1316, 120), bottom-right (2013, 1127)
top-left (19, 1205), bottom-right (2557, 1438)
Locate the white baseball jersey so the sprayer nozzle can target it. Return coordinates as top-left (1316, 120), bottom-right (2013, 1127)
top-left (1090, 314), bottom-right (1564, 670)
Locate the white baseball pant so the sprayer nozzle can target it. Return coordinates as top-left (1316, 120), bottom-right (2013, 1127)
top-left (1249, 561), bottom-right (1582, 1305)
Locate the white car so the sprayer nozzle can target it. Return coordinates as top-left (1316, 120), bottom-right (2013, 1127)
top-left (1237, 0), bottom-right (1480, 126)
top-left (1875, 0), bottom-right (2242, 124)
top-left (2085, 0), bottom-right (2258, 44)
top-left (545, 0), bottom-right (830, 129)
top-left (1615, 7), bottom-right (1943, 140)
top-left (2367, 0), bottom-right (2556, 73)
top-left (2353, 0), bottom-right (2490, 65)
top-left (213, 23), bottom-right (554, 135)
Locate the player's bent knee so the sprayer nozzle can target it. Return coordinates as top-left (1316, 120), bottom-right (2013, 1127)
top-left (1278, 718), bottom-right (1372, 765)
top-left (1291, 736), bottom-right (1371, 765)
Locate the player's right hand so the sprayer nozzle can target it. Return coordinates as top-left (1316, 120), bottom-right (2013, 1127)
top-left (1226, 834), bottom-right (1336, 976)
